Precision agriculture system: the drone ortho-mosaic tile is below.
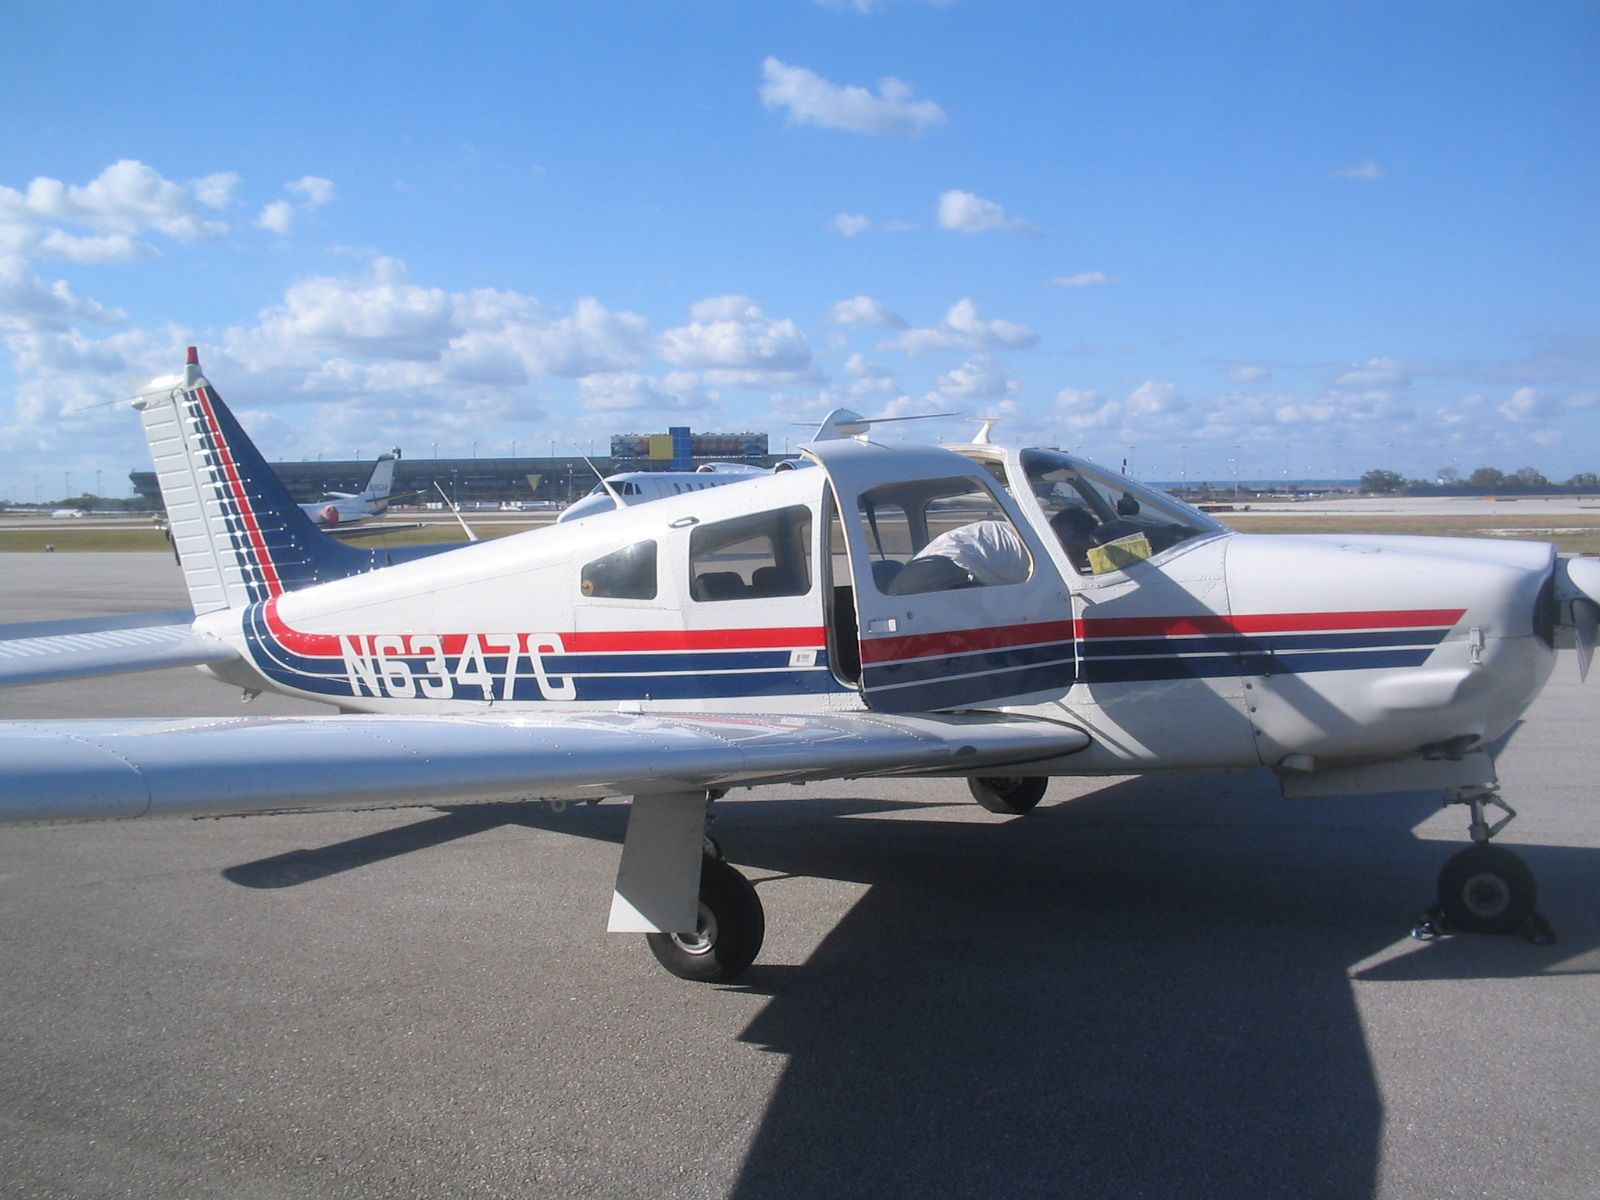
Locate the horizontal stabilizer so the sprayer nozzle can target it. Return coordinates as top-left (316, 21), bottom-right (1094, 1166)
top-left (0, 611), bottom-right (236, 689)
top-left (0, 711), bottom-right (1087, 824)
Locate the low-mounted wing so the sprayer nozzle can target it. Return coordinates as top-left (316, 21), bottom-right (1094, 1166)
top-left (0, 610), bottom-right (237, 689)
top-left (0, 710), bottom-right (1088, 824)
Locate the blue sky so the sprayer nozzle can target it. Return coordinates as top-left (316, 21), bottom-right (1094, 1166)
top-left (2, 1), bottom-right (1597, 500)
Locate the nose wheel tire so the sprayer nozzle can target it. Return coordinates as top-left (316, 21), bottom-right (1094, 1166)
top-left (967, 775), bottom-right (1048, 815)
top-left (645, 854), bottom-right (765, 982)
top-left (1436, 844), bottom-right (1537, 935)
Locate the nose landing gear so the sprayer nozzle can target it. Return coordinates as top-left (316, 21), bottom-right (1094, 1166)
top-left (1418, 784), bottom-right (1554, 944)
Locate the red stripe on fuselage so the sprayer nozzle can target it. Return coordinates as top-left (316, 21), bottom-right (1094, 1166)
top-left (193, 386), bottom-right (283, 597)
top-left (1076, 608), bottom-right (1466, 640)
top-left (260, 599), bottom-right (824, 657)
top-left (859, 619), bottom-right (1077, 666)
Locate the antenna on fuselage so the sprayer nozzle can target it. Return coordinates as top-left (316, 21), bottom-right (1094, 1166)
top-left (580, 455), bottom-right (627, 510)
top-left (433, 481), bottom-right (480, 542)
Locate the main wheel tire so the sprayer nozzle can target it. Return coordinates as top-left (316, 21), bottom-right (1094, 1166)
top-left (967, 775), bottom-right (1048, 815)
top-left (1436, 844), bottom-right (1537, 935)
top-left (646, 855), bottom-right (765, 982)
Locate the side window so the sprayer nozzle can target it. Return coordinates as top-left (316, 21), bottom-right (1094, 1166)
top-left (581, 540), bottom-right (658, 599)
top-left (858, 477), bottom-right (1031, 595)
top-left (689, 505), bottom-right (813, 602)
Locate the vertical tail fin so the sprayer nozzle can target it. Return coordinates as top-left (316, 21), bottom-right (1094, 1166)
top-left (362, 451), bottom-right (399, 509)
top-left (134, 348), bottom-right (377, 613)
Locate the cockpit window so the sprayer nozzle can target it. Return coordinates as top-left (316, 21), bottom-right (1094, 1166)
top-left (1019, 449), bottom-right (1223, 575)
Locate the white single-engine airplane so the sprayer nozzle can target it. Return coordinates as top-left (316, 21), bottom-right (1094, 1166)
top-left (300, 448), bottom-right (401, 528)
top-left (3, 349), bottom-right (1598, 982)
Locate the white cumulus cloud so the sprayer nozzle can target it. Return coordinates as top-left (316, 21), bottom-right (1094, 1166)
top-left (34, 230), bottom-right (152, 264)
top-left (256, 200), bottom-right (297, 236)
top-left (937, 190), bottom-right (1039, 235)
top-left (831, 213), bottom-right (873, 237)
top-left (936, 356), bottom-right (1014, 401)
top-left (190, 172), bottom-right (241, 210)
top-left (759, 57), bottom-right (946, 137)
top-left (257, 175), bottom-right (338, 237)
top-left (881, 298), bottom-right (1038, 356)
top-left (659, 295), bottom-right (814, 380)
top-left (0, 160), bottom-right (228, 241)
top-left (0, 257), bottom-right (126, 332)
top-left (287, 176), bottom-right (336, 207)
top-left (829, 295), bottom-right (906, 328)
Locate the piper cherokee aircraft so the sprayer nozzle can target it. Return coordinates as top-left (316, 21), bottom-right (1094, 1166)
top-left (300, 448), bottom-right (401, 528)
top-left (2, 348), bottom-right (1597, 983)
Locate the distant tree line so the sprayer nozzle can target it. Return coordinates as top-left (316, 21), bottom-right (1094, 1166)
top-left (1360, 467), bottom-right (1600, 495)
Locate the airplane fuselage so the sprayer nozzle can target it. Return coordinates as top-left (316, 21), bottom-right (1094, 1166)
top-left (198, 440), bottom-right (1560, 782)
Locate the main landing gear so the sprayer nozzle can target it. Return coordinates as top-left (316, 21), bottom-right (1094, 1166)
top-left (1421, 784), bottom-right (1552, 943)
top-left (646, 853), bottom-right (765, 982)
top-left (968, 775), bottom-right (1048, 815)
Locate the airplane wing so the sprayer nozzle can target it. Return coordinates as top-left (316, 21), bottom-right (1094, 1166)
top-left (0, 611), bottom-right (238, 688)
top-left (0, 710), bottom-right (1087, 823)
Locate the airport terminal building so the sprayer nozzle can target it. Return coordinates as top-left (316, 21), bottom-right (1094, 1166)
top-left (130, 427), bottom-right (783, 510)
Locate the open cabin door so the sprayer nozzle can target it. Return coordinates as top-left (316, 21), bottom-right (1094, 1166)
top-left (807, 439), bottom-right (1076, 713)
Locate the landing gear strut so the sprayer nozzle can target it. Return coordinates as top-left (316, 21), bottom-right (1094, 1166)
top-left (1423, 784), bottom-right (1550, 941)
top-left (645, 854), bottom-right (765, 982)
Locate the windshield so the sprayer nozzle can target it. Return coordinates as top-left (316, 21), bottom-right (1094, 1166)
top-left (1017, 448), bottom-right (1225, 574)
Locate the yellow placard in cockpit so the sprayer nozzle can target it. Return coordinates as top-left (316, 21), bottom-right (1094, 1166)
top-left (1087, 533), bottom-right (1153, 575)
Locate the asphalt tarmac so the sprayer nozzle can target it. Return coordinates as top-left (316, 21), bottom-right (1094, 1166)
top-left (2, 552), bottom-right (1598, 1199)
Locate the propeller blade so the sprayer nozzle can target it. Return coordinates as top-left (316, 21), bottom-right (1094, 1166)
top-left (1576, 599), bottom-right (1597, 683)
top-left (1555, 556), bottom-right (1600, 681)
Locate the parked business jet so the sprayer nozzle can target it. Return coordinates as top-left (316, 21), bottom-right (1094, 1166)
top-left (558, 462), bottom-right (768, 524)
top-left (302, 449), bottom-right (401, 528)
top-left (2, 349), bottom-right (1596, 983)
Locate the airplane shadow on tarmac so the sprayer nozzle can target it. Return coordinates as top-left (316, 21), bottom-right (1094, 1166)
top-left (224, 770), bottom-right (1600, 1200)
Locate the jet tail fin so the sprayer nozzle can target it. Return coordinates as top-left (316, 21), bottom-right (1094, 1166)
top-left (361, 450), bottom-right (399, 510)
top-left (133, 348), bottom-right (389, 614)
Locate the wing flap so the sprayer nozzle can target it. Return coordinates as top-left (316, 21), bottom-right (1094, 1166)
top-left (0, 711), bottom-right (1088, 824)
top-left (0, 611), bottom-right (237, 688)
